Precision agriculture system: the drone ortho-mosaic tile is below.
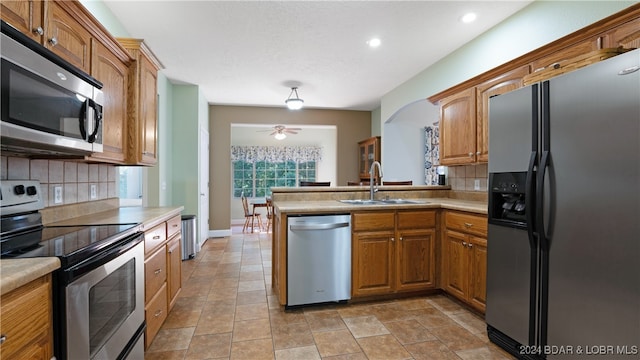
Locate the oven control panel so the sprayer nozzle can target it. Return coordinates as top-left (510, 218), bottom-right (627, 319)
top-left (0, 180), bottom-right (43, 216)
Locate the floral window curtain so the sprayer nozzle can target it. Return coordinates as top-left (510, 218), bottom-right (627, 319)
top-left (231, 145), bottom-right (323, 163)
top-left (424, 125), bottom-right (439, 185)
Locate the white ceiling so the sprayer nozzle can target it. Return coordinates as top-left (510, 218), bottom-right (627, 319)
top-left (103, 1), bottom-right (532, 111)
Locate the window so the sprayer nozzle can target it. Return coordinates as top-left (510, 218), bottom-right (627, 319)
top-left (233, 160), bottom-right (316, 197)
top-left (118, 167), bottom-right (143, 207)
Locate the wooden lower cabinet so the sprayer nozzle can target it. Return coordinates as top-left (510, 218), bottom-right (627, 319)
top-left (442, 211), bottom-right (487, 313)
top-left (167, 234), bottom-right (182, 311)
top-left (352, 210), bottom-right (437, 298)
top-left (0, 274), bottom-right (53, 360)
top-left (143, 214), bottom-right (182, 349)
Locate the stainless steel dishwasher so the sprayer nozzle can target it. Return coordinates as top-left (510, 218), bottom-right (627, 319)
top-left (287, 214), bottom-right (351, 307)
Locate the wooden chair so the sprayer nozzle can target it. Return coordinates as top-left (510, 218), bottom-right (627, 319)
top-left (241, 195), bottom-right (263, 233)
top-left (299, 181), bottom-right (331, 186)
top-left (382, 180), bottom-right (413, 185)
top-left (265, 198), bottom-right (274, 233)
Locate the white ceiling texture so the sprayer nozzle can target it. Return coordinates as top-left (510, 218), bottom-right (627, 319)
top-left (103, 1), bottom-right (531, 111)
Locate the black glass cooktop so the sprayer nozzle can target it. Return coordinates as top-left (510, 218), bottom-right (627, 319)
top-left (0, 224), bottom-right (140, 267)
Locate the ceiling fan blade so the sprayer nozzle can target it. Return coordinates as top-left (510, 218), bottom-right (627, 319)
top-left (287, 127), bottom-right (302, 131)
top-left (285, 130), bottom-right (298, 134)
top-left (269, 131), bottom-right (277, 136)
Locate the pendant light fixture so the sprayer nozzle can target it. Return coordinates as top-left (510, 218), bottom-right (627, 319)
top-left (285, 87), bottom-right (304, 110)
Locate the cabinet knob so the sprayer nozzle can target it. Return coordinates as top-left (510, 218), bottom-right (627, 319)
top-left (399, 237), bottom-right (403, 241)
top-left (476, 151), bottom-right (481, 155)
top-left (0, 334), bottom-right (6, 345)
top-left (48, 37), bottom-right (58, 46)
top-left (391, 237), bottom-right (395, 242)
top-left (468, 243), bottom-right (473, 248)
top-left (33, 27), bottom-right (44, 35)
top-left (468, 152), bottom-right (473, 157)
top-left (462, 241), bottom-right (468, 246)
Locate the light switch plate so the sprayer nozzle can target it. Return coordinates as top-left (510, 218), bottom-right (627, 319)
top-left (54, 186), bottom-right (63, 204)
top-left (474, 179), bottom-right (480, 191)
top-left (90, 184), bottom-right (97, 199)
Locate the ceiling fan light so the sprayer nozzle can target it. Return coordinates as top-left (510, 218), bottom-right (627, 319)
top-left (285, 87), bottom-right (304, 110)
top-left (274, 132), bottom-right (287, 140)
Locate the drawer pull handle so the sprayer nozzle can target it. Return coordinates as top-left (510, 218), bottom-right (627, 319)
top-left (0, 334), bottom-right (6, 345)
top-left (153, 235), bottom-right (161, 240)
top-left (154, 269), bottom-right (162, 275)
top-left (464, 223), bottom-right (473, 228)
top-left (154, 310), bottom-right (163, 318)
top-left (172, 224), bottom-right (178, 227)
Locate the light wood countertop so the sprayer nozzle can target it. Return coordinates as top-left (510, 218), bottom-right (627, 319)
top-left (274, 197), bottom-right (487, 215)
top-left (1, 258), bottom-right (60, 295)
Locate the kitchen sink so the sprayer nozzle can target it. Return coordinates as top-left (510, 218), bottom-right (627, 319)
top-left (338, 199), bottom-right (427, 205)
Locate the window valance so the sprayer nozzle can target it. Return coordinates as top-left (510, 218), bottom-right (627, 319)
top-left (231, 145), bottom-right (322, 163)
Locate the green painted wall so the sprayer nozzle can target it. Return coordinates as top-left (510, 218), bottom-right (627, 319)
top-left (171, 86), bottom-right (200, 216)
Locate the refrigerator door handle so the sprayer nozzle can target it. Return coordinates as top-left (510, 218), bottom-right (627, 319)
top-left (525, 151), bottom-right (537, 248)
top-left (536, 150), bottom-right (550, 251)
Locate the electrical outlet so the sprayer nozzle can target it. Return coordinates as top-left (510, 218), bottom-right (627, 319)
top-left (474, 179), bottom-right (481, 191)
top-left (54, 186), bottom-right (63, 204)
top-left (90, 184), bottom-right (97, 199)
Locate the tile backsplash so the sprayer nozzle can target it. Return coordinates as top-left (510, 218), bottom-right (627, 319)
top-left (447, 163), bottom-right (488, 192)
top-left (1, 156), bottom-right (117, 208)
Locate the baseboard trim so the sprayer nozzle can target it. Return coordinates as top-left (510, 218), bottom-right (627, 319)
top-left (209, 229), bottom-right (232, 238)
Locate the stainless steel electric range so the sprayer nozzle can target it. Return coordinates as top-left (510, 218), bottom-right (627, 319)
top-left (0, 180), bottom-right (146, 360)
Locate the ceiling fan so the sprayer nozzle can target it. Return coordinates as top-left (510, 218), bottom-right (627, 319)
top-left (259, 125), bottom-right (302, 140)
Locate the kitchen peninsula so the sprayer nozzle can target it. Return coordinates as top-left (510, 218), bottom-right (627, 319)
top-left (271, 185), bottom-right (489, 313)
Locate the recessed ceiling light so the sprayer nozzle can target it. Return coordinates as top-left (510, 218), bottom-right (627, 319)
top-left (461, 13), bottom-right (477, 23)
top-left (367, 38), bottom-right (381, 48)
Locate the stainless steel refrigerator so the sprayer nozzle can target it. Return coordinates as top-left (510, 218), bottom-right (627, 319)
top-left (486, 49), bottom-right (639, 359)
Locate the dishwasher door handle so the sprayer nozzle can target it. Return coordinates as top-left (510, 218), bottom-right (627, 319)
top-left (289, 222), bottom-right (350, 231)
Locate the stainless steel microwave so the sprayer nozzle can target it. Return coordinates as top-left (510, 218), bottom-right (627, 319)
top-left (1, 21), bottom-right (104, 156)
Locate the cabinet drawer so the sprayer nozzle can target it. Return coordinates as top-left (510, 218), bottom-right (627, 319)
top-left (167, 215), bottom-right (182, 239)
top-left (0, 275), bottom-right (51, 359)
top-left (352, 212), bottom-right (395, 231)
top-left (145, 246), bottom-right (167, 303)
top-left (145, 282), bottom-right (167, 349)
top-left (445, 211), bottom-right (487, 236)
top-left (397, 210), bottom-right (436, 229)
top-left (145, 222), bottom-right (167, 254)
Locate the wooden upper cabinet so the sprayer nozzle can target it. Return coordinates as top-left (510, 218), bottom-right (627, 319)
top-left (87, 40), bottom-right (129, 163)
top-left (601, 17), bottom-right (640, 49)
top-left (530, 39), bottom-right (599, 73)
top-left (439, 87), bottom-right (477, 165)
top-left (1, 0), bottom-right (45, 42)
top-left (119, 38), bottom-right (162, 166)
top-left (476, 65), bottom-right (530, 163)
top-left (45, 1), bottom-right (92, 74)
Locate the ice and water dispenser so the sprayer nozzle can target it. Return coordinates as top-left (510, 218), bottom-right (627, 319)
top-left (488, 172), bottom-right (528, 228)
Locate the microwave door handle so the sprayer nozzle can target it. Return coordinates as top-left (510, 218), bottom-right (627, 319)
top-left (87, 100), bottom-right (101, 143)
top-left (78, 99), bottom-right (89, 141)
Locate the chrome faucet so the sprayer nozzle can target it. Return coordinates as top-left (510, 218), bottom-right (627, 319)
top-left (369, 161), bottom-right (383, 201)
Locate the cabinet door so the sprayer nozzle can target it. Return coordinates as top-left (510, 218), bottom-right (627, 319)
top-left (352, 231), bottom-right (395, 297)
top-left (45, 1), bottom-right (92, 74)
top-left (468, 236), bottom-right (487, 313)
top-left (602, 17), bottom-right (640, 49)
top-left (144, 245), bottom-right (167, 303)
top-left (138, 55), bottom-right (158, 165)
top-left (476, 65), bottom-right (530, 163)
top-left (0, 0), bottom-right (45, 43)
top-left (88, 40), bottom-right (128, 163)
top-left (396, 228), bottom-right (436, 292)
top-left (439, 87), bottom-right (477, 165)
top-left (443, 230), bottom-right (468, 301)
top-left (167, 234), bottom-right (182, 311)
top-left (530, 39), bottom-right (599, 73)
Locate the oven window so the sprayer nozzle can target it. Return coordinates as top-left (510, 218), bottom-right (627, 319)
top-left (88, 258), bottom-right (136, 358)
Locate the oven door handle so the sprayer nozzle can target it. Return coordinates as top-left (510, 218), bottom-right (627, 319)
top-left (63, 233), bottom-right (144, 283)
